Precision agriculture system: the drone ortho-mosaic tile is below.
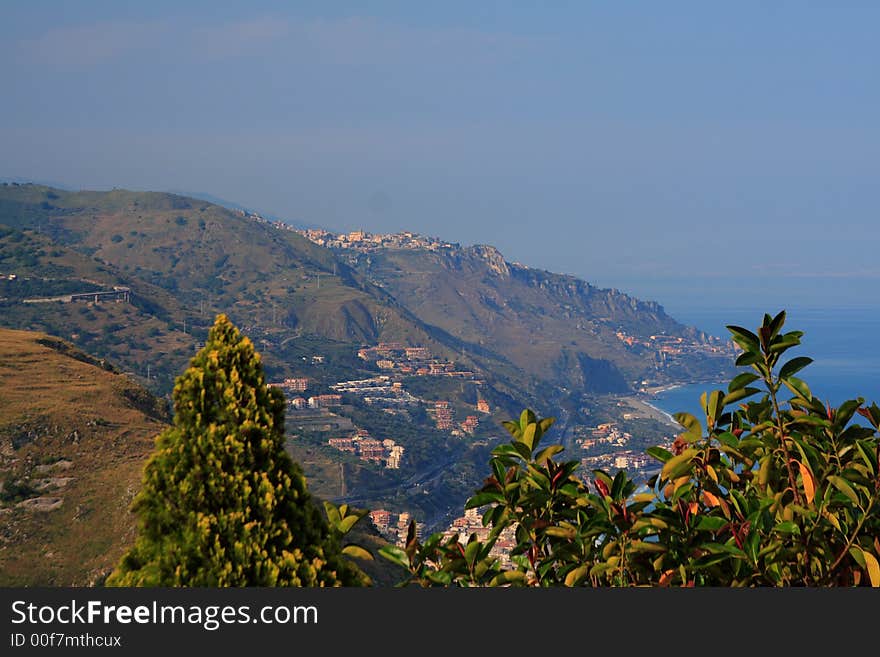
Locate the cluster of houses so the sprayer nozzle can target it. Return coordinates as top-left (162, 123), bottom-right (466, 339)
top-left (357, 342), bottom-right (476, 379)
top-left (426, 400), bottom-right (486, 435)
top-left (286, 393), bottom-right (343, 410)
top-left (297, 229), bottom-right (460, 254)
top-left (615, 330), bottom-right (733, 377)
top-left (245, 214), bottom-right (459, 257)
top-left (330, 375), bottom-right (419, 408)
top-left (575, 421), bottom-right (673, 481)
top-left (327, 430), bottom-right (405, 469)
top-left (369, 506), bottom-right (518, 566)
top-left (274, 338), bottom-right (499, 478)
top-left (575, 422), bottom-right (632, 450)
top-left (581, 450), bottom-right (656, 474)
top-left (369, 509), bottom-right (424, 547)
top-left (439, 507), bottom-right (518, 567)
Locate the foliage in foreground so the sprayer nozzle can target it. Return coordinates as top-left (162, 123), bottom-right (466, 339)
top-left (381, 311), bottom-right (880, 586)
top-left (107, 314), bottom-right (369, 586)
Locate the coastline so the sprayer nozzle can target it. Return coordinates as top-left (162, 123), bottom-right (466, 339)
top-left (615, 395), bottom-right (679, 429)
top-left (634, 378), bottom-right (729, 430)
top-left (640, 398), bottom-right (678, 427)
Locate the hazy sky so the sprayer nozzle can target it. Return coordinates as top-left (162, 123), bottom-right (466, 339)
top-left (2, 2), bottom-right (878, 315)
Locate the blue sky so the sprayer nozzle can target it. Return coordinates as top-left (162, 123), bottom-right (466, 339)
top-left (2, 2), bottom-right (878, 316)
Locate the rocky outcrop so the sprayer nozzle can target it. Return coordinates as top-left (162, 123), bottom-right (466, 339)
top-left (469, 245), bottom-right (510, 278)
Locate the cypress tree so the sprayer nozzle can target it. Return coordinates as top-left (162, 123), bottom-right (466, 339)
top-left (107, 314), bottom-right (366, 586)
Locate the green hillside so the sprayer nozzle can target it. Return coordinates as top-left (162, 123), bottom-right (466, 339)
top-left (0, 184), bottom-right (531, 407)
top-left (0, 182), bottom-right (731, 533)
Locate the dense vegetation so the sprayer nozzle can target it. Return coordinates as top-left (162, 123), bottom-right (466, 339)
top-left (107, 315), bottom-right (369, 586)
top-left (103, 310), bottom-right (880, 587)
top-left (380, 312), bottom-right (880, 586)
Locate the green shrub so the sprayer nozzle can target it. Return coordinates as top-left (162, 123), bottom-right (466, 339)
top-left (382, 312), bottom-right (880, 587)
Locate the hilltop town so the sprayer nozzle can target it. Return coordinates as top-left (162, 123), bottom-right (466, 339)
top-left (296, 228), bottom-right (462, 254)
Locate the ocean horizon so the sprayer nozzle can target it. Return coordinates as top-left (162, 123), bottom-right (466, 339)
top-left (652, 305), bottom-right (880, 424)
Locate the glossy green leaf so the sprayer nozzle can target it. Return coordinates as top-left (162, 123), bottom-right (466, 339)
top-left (378, 545), bottom-right (410, 569)
top-left (341, 544), bottom-right (373, 561)
top-left (545, 526), bottom-right (576, 539)
top-left (502, 420), bottom-right (521, 439)
top-left (490, 571), bottom-right (526, 587)
top-left (465, 492), bottom-right (505, 509)
top-left (821, 509), bottom-right (842, 532)
top-left (646, 446), bottom-right (673, 463)
top-left (492, 444), bottom-right (525, 460)
top-left (520, 409), bottom-right (537, 430)
top-left (323, 501), bottom-right (341, 527)
top-left (862, 550), bottom-right (880, 587)
top-left (782, 376), bottom-right (812, 402)
top-left (630, 540), bottom-right (666, 553)
top-left (706, 390), bottom-right (723, 424)
top-left (715, 431), bottom-right (739, 448)
top-left (767, 310), bottom-right (786, 340)
top-left (464, 539), bottom-right (481, 567)
top-left (673, 412), bottom-right (703, 438)
top-left (564, 565), bottom-right (589, 587)
top-left (338, 514), bottom-right (362, 534)
top-left (696, 516), bottom-right (728, 532)
top-left (702, 542), bottom-right (746, 558)
top-left (769, 332), bottom-right (802, 353)
top-left (534, 444), bottom-right (564, 463)
top-left (828, 476), bottom-right (860, 505)
top-left (726, 325), bottom-right (760, 353)
top-left (855, 441), bottom-right (877, 476)
top-left (511, 442), bottom-right (532, 461)
top-left (661, 448), bottom-right (698, 479)
top-left (728, 372), bottom-right (760, 392)
top-left (736, 351), bottom-right (761, 367)
top-left (849, 545), bottom-right (867, 569)
top-left (520, 422), bottom-right (537, 452)
top-left (779, 356), bottom-right (812, 380)
top-left (610, 469), bottom-right (627, 500)
top-left (722, 387), bottom-right (761, 406)
top-left (834, 398), bottom-right (863, 428)
top-left (427, 571), bottom-right (453, 586)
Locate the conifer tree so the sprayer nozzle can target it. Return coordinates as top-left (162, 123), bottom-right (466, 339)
top-left (107, 314), bottom-right (367, 586)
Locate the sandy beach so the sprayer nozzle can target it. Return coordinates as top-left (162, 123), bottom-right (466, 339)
top-left (616, 395), bottom-right (679, 428)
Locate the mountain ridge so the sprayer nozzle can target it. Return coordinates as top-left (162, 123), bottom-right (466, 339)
top-left (0, 183), bottom-right (731, 403)
top-left (0, 182), bottom-right (733, 533)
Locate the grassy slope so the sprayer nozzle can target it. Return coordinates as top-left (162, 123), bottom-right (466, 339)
top-left (0, 328), bottom-right (167, 585)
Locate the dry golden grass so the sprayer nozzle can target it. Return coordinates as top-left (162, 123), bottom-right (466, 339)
top-left (0, 328), bottom-right (167, 585)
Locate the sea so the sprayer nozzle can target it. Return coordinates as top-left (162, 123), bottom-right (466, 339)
top-left (651, 305), bottom-right (880, 424)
